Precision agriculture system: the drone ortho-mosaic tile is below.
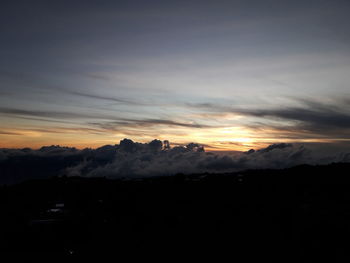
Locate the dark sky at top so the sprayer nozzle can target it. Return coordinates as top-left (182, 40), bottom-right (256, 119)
top-left (1, 0), bottom-right (350, 150)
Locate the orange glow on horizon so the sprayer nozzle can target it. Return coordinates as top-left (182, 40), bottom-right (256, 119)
top-left (1, 123), bottom-right (349, 151)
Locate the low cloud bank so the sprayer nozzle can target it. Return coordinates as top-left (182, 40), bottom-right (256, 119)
top-left (0, 139), bottom-right (349, 184)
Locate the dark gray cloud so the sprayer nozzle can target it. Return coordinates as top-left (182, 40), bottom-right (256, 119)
top-left (1, 139), bottom-right (349, 184)
top-left (65, 90), bottom-right (140, 105)
top-left (121, 118), bottom-right (210, 128)
top-left (0, 130), bottom-right (22, 135)
top-left (187, 98), bottom-right (350, 139)
top-left (244, 107), bottom-right (350, 129)
top-left (251, 143), bottom-right (293, 154)
top-left (0, 105), bottom-right (211, 131)
top-left (90, 118), bottom-right (211, 130)
top-left (0, 107), bottom-right (95, 119)
top-left (12, 116), bottom-right (77, 124)
top-left (243, 103), bottom-right (350, 140)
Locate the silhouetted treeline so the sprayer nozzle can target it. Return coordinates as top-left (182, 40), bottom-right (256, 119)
top-left (1, 163), bottom-right (350, 261)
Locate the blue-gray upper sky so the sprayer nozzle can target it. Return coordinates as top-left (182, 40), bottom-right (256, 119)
top-left (1, 0), bottom-right (350, 150)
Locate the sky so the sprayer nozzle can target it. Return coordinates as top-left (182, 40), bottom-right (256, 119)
top-left (1, 0), bottom-right (350, 151)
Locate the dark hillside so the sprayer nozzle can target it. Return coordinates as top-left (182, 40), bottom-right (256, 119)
top-left (1, 163), bottom-right (350, 261)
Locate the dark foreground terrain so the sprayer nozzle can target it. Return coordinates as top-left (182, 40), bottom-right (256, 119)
top-left (1, 163), bottom-right (350, 261)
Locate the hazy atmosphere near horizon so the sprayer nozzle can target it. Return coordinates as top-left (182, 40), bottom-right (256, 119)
top-left (1, 0), bottom-right (350, 152)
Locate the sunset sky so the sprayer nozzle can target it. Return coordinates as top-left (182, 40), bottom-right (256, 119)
top-left (1, 0), bottom-right (350, 151)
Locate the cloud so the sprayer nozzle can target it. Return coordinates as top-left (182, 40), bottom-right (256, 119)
top-left (0, 107), bottom-right (95, 119)
top-left (0, 105), bottom-right (211, 132)
top-left (247, 143), bottom-right (293, 154)
top-left (1, 139), bottom-right (349, 185)
top-left (244, 107), bottom-right (350, 129)
top-left (89, 118), bottom-right (212, 131)
top-left (0, 130), bottom-right (22, 135)
top-left (186, 97), bottom-right (350, 140)
top-left (64, 90), bottom-right (140, 105)
top-left (128, 119), bottom-right (209, 128)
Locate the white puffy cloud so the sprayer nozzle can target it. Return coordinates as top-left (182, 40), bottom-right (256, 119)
top-left (0, 139), bottom-right (349, 184)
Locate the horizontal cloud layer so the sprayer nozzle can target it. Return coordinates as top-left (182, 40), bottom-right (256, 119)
top-left (1, 139), bottom-right (349, 184)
